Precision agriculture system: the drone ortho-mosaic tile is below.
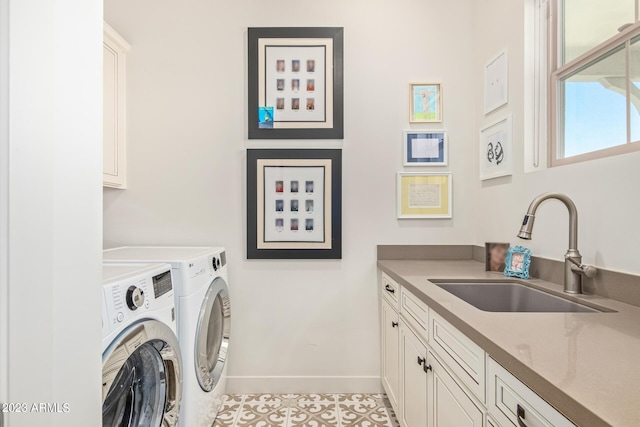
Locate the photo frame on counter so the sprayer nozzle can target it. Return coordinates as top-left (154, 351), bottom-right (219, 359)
top-left (409, 83), bottom-right (442, 123)
top-left (485, 242), bottom-right (510, 272)
top-left (247, 149), bottom-right (342, 259)
top-left (504, 246), bottom-right (532, 279)
top-left (248, 27), bottom-right (344, 140)
top-left (403, 130), bottom-right (448, 166)
top-left (480, 114), bottom-right (512, 181)
top-left (397, 172), bottom-right (452, 219)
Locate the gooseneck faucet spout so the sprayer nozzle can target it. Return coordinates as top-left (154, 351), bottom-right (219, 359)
top-left (517, 193), bottom-right (596, 294)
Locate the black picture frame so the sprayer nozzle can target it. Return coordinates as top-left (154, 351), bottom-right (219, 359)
top-left (247, 149), bottom-right (342, 259)
top-left (248, 27), bottom-right (344, 140)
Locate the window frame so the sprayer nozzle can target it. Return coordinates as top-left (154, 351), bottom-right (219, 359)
top-left (548, 0), bottom-right (640, 167)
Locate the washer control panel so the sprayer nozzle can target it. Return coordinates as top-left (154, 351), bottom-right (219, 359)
top-left (103, 264), bottom-right (175, 334)
top-left (207, 250), bottom-right (226, 275)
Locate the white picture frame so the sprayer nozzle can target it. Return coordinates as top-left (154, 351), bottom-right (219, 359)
top-left (484, 49), bottom-right (509, 115)
top-left (403, 130), bottom-right (448, 167)
top-left (480, 114), bottom-right (513, 181)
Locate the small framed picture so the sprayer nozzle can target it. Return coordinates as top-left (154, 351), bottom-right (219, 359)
top-left (409, 83), bottom-right (442, 123)
top-left (480, 114), bottom-right (512, 181)
top-left (484, 49), bottom-right (509, 115)
top-left (485, 243), bottom-right (510, 272)
top-left (397, 172), bottom-right (452, 219)
top-left (504, 246), bottom-right (532, 279)
top-left (403, 130), bottom-right (448, 166)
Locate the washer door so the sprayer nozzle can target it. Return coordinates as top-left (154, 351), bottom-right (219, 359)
top-left (102, 320), bottom-right (182, 427)
top-left (194, 277), bottom-right (231, 392)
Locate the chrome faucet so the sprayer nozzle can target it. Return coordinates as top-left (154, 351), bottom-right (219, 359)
top-left (517, 193), bottom-right (597, 294)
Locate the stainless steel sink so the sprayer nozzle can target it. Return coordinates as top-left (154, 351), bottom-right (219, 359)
top-left (430, 280), bottom-right (606, 313)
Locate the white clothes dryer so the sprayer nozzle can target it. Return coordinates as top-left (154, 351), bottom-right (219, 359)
top-left (102, 263), bottom-right (183, 427)
top-left (103, 247), bottom-right (231, 427)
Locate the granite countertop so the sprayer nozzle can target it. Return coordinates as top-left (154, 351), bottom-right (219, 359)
top-left (378, 259), bottom-right (640, 427)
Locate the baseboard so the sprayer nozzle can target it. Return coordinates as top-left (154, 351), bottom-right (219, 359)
top-left (226, 376), bottom-right (383, 394)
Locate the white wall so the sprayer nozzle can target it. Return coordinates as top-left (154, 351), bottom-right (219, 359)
top-left (103, 0), bottom-right (477, 390)
top-left (471, 0), bottom-right (640, 275)
top-left (1, 0), bottom-right (103, 425)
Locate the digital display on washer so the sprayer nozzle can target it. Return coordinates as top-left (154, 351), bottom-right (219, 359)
top-left (152, 270), bottom-right (173, 298)
top-left (220, 251), bottom-right (226, 267)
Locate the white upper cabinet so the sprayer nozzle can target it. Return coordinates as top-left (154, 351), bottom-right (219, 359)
top-left (103, 23), bottom-right (129, 189)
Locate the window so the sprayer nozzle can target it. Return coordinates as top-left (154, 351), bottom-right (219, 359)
top-left (548, 0), bottom-right (640, 166)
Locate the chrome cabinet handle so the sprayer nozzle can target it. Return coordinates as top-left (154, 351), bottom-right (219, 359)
top-left (384, 284), bottom-right (395, 294)
top-left (517, 405), bottom-right (528, 427)
top-left (391, 321), bottom-right (398, 328)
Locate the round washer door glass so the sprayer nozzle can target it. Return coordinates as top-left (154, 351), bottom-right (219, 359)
top-left (103, 341), bottom-right (166, 427)
top-left (195, 277), bottom-right (231, 392)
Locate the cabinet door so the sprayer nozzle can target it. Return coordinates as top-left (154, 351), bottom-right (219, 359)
top-left (428, 350), bottom-right (484, 427)
top-left (381, 297), bottom-right (400, 411)
top-left (103, 23), bottom-right (129, 189)
top-left (399, 320), bottom-right (429, 427)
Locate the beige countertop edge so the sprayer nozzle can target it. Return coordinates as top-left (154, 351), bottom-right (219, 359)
top-left (377, 259), bottom-right (640, 427)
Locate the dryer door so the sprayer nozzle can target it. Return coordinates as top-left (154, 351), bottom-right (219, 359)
top-left (102, 320), bottom-right (182, 427)
top-left (194, 277), bottom-right (231, 392)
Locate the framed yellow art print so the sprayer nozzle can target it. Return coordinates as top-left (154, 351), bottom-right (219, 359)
top-left (397, 172), bottom-right (452, 219)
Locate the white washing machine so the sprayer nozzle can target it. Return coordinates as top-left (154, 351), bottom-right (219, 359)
top-left (103, 247), bottom-right (231, 427)
top-left (102, 263), bottom-right (183, 427)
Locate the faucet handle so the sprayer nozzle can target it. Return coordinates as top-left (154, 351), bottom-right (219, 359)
top-left (571, 263), bottom-right (597, 278)
top-left (581, 264), bottom-right (597, 278)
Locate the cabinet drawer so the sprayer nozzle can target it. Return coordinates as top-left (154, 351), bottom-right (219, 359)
top-left (429, 311), bottom-right (485, 402)
top-left (381, 272), bottom-right (400, 311)
top-left (487, 357), bottom-right (575, 427)
top-left (400, 287), bottom-right (429, 339)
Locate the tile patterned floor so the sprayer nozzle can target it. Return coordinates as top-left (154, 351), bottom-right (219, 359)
top-left (213, 393), bottom-right (400, 427)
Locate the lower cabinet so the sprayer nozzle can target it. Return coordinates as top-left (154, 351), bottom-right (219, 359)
top-left (428, 350), bottom-right (484, 427)
top-left (380, 272), bottom-right (576, 427)
top-left (487, 415), bottom-right (500, 427)
top-left (399, 320), bottom-right (429, 427)
top-left (399, 320), bottom-right (482, 427)
top-left (381, 297), bottom-right (400, 411)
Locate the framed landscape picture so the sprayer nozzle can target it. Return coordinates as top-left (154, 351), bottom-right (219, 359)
top-left (247, 149), bottom-right (342, 259)
top-left (409, 83), bottom-right (442, 123)
top-left (248, 27), bottom-right (344, 139)
top-left (403, 130), bottom-right (448, 166)
top-left (397, 172), bottom-right (452, 219)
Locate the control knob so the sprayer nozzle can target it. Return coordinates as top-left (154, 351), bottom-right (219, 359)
top-left (126, 286), bottom-right (145, 311)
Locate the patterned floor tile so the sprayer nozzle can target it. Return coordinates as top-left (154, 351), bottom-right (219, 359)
top-left (212, 395), bottom-right (244, 427)
top-left (212, 393), bottom-right (398, 427)
top-left (235, 403), bottom-right (288, 426)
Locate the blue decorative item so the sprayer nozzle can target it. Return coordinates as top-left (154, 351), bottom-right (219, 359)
top-left (258, 106), bottom-right (274, 129)
top-left (504, 246), bottom-right (532, 279)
